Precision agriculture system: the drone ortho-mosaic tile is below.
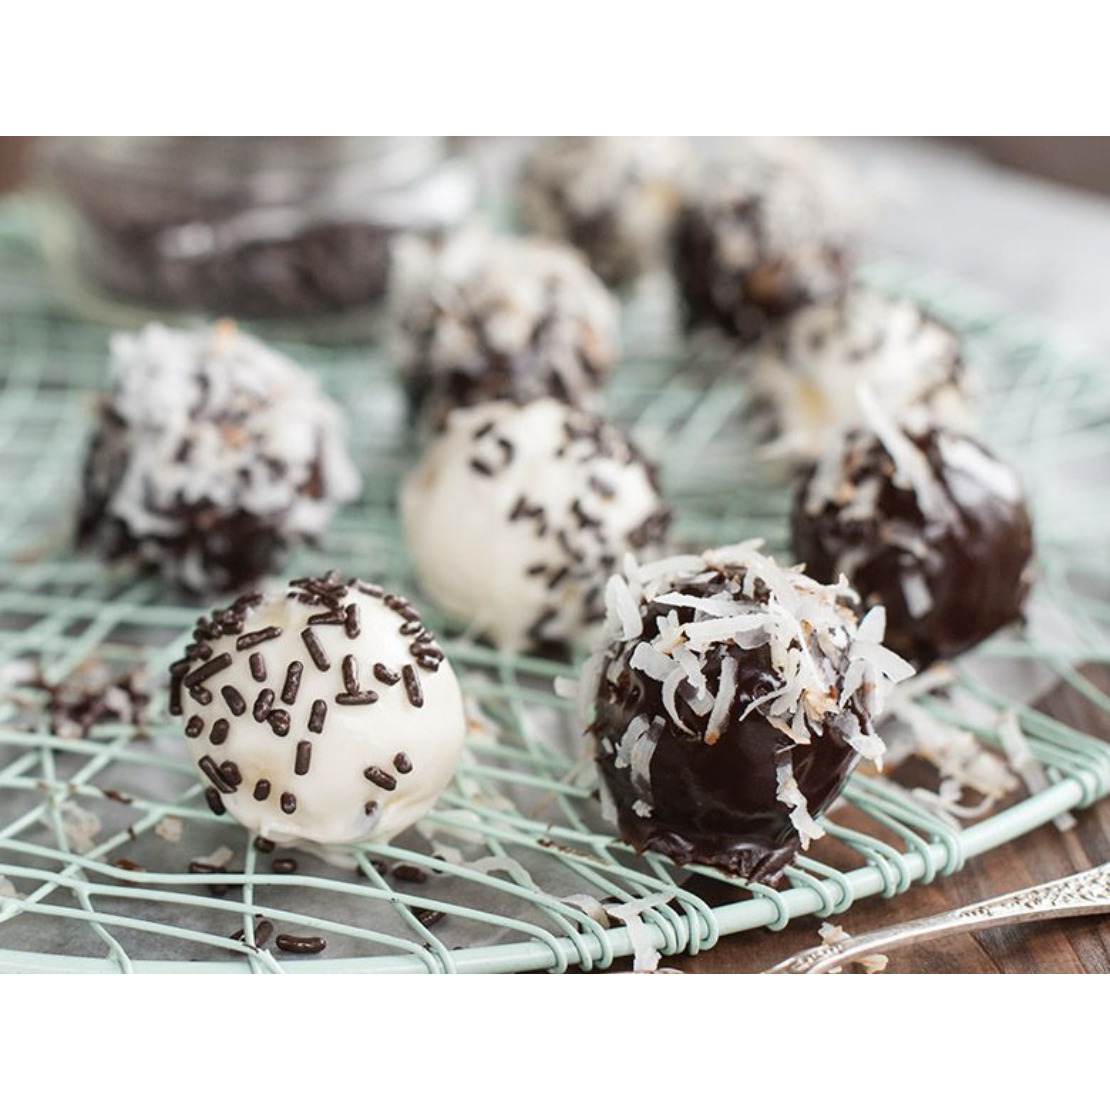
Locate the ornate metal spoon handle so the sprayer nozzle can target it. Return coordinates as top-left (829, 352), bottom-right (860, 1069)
top-left (766, 863), bottom-right (1110, 974)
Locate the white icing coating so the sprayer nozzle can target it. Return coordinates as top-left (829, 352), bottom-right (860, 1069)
top-left (401, 398), bottom-right (670, 651)
top-left (85, 322), bottom-right (359, 591)
top-left (388, 227), bottom-right (620, 427)
top-left (177, 579), bottom-right (466, 849)
top-left (751, 288), bottom-right (972, 461)
top-left (517, 137), bottom-right (691, 285)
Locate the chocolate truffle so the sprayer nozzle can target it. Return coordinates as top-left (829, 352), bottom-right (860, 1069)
top-left (750, 288), bottom-right (972, 461)
top-left (517, 137), bottom-right (690, 287)
top-left (583, 542), bottom-right (912, 883)
top-left (171, 572), bottom-right (466, 851)
top-left (78, 321), bottom-right (360, 594)
top-left (401, 398), bottom-right (671, 652)
top-left (389, 228), bottom-right (620, 431)
top-left (673, 138), bottom-right (861, 343)
top-left (792, 404), bottom-right (1034, 669)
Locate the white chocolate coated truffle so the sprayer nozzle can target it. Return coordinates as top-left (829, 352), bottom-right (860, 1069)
top-left (172, 574), bottom-right (466, 849)
top-left (388, 227), bottom-right (619, 430)
top-left (401, 399), bottom-right (671, 651)
top-left (750, 288), bottom-right (973, 461)
top-left (518, 137), bottom-right (691, 286)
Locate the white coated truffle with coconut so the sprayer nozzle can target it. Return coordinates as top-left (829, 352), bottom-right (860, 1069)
top-left (79, 321), bottom-right (360, 593)
top-left (171, 572), bottom-right (466, 851)
top-left (401, 398), bottom-right (672, 651)
top-left (750, 288), bottom-right (973, 461)
top-left (389, 227), bottom-right (620, 431)
top-left (518, 136), bottom-right (691, 286)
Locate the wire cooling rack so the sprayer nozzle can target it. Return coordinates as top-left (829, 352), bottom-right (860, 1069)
top-left (1, 196), bottom-right (1110, 973)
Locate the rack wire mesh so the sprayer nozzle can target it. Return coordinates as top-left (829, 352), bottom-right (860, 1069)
top-left (1, 196), bottom-right (1109, 972)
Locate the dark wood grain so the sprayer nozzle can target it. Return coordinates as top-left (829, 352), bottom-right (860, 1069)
top-left (669, 665), bottom-right (1110, 973)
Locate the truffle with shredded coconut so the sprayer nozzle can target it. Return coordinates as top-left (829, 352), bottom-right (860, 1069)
top-left (401, 398), bottom-right (671, 651)
top-left (517, 137), bottom-right (691, 287)
top-left (583, 541), bottom-right (912, 883)
top-left (750, 288), bottom-right (972, 461)
top-left (171, 572), bottom-right (466, 853)
top-left (78, 321), bottom-right (360, 593)
top-left (389, 228), bottom-right (620, 431)
top-left (792, 413), bottom-right (1034, 668)
top-left (672, 138), bottom-right (862, 344)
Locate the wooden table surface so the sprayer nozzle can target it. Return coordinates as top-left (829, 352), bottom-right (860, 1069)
top-left (669, 668), bottom-right (1110, 974)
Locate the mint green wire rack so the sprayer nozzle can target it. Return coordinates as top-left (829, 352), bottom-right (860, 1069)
top-left (1, 196), bottom-right (1109, 973)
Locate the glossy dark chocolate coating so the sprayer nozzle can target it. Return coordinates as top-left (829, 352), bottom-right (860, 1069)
top-left (672, 202), bottom-right (849, 344)
top-left (792, 427), bottom-right (1034, 669)
top-left (591, 583), bottom-right (867, 886)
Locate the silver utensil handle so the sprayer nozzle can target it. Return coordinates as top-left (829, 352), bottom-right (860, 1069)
top-left (766, 863), bottom-right (1110, 974)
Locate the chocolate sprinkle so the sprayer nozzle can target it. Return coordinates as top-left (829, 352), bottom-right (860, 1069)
top-left (373, 663), bottom-right (400, 685)
top-left (221, 684), bottom-right (247, 716)
top-left (253, 688), bottom-right (275, 721)
top-left (280, 792), bottom-right (297, 814)
top-left (308, 698), bottom-right (327, 733)
top-left (254, 835), bottom-right (274, 852)
top-left (336, 691), bottom-right (378, 706)
top-left (219, 760), bottom-right (242, 787)
top-left (199, 755), bottom-right (234, 793)
top-left (414, 908), bottom-right (445, 928)
top-left (342, 653), bottom-right (359, 694)
top-left (392, 863), bottom-right (429, 883)
top-left (307, 611), bottom-right (344, 626)
top-left (210, 718), bottom-right (230, 745)
top-left (364, 766), bottom-right (397, 791)
top-left (393, 752), bottom-right (413, 774)
top-left (249, 652), bottom-right (267, 682)
top-left (301, 627), bottom-right (331, 671)
top-left (273, 857), bottom-right (298, 874)
top-left (280, 661), bottom-right (303, 705)
top-left (188, 685), bottom-right (213, 706)
top-left (268, 709), bottom-right (291, 737)
top-left (204, 786), bottom-right (226, 815)
top-left (364, 800), bottom-right (379, 817)
top-left (185, 715), bottom-right (204, 738)
top-left (275, 933), bottom-right (325, 955)
top-left (401, 664), bottom-right (424, 708)
top-left (253, 779), bottom-right (271, 801)
top-left (253, 919), bottom-right (275, 947)
top-left (295, 740), bottom-right (312, 775)
top-left (236, 626), bottom-right (282, 650)
top-left (398, 619), bottom-right (423, 636)
top-left (350, 579), bottom-right (384, 598)
top-left (344, 603), bottom-right (360, 639)
top-left (183, 653), bottom-right (232, 688)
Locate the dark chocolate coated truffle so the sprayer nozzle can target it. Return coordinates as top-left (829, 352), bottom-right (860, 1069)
top-left (672, 139), bottom-right (859, 344)
top-left (78, 321), bottom-right (359, 594)
top-left (792, 412), bottom-right (1034, 669)
top-left (584, 543), bottom-right (911, 884)
top-left (388, 228), bottom-right (619, 432)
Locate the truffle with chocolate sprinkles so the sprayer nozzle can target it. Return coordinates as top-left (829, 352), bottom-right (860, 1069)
top-left (173, 572), bottom-right (467, 854)
top-left (402, 397), bottom-right (671, 651)
top-left (580, 541), bottom-right (912, 884)
top-left (77, 321), bottom-right (359, 593)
